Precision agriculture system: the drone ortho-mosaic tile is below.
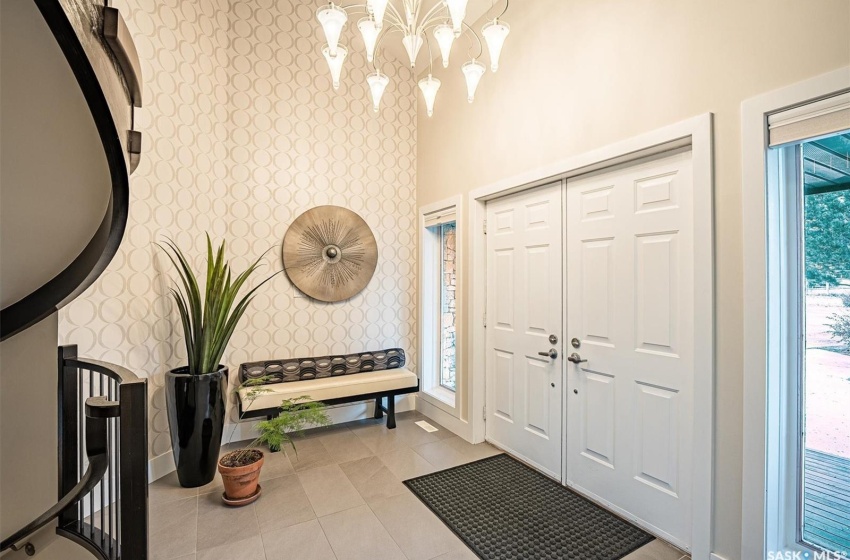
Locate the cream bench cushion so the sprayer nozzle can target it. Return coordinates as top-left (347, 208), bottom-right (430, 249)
top-left (238, 367), bottom-right (419, 412)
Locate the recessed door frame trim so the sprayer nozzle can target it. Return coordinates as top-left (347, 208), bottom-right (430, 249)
top-left (467, 113), bottom-right (714, 559)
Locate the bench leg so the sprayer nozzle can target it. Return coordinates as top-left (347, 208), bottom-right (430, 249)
top-left (374, 397), bottom-right (383, 419)
top-left (386, 396), bottom-right (396, 429)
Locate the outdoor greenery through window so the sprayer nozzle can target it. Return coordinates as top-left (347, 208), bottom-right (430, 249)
top-left (799, 131), bottom-right (850, 554)
top-left (437, 222), bottom-right (457, 391)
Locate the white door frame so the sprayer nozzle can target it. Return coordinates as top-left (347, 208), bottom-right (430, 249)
top-left (467, 113), bottom-right (714, 559)
top-left (741, 67), bottom-right (850, 560)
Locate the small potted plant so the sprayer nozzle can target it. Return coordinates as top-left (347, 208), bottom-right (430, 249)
top-left (218, 380), bottom-right (331, 506)
top-left (160, 235), bottom-right (276, 488)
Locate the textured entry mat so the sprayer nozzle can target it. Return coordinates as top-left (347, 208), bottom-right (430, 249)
top-left (403, 454), bottom-right (655, 560)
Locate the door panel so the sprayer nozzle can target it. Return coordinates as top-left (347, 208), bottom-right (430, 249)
top-left (566, 151), bottom-right (694, 550)
top-left (486, 181), bottom-right (563, 478)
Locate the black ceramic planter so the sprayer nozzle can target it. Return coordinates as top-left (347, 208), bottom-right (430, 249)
top-left (165, 366), bottom-right (228, 488)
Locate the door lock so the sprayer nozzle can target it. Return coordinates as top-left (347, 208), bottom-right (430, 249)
top-left (566, 352), bottom-right (587, 364)
top-left (538, 349), bottom-right (558, 359)
top-left (549, 334), bottom-right (558, 344)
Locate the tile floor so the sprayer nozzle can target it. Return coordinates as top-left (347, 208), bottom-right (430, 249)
top-left (148, 411), bottom-right (690, 560)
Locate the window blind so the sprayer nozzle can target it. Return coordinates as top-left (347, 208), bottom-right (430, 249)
top-left (423, 207), bottom-right (457, 228)
top-left (768, 92), bottom-right (850, 147)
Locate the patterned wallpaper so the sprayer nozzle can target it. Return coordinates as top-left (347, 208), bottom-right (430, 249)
top-left (58, 0), bottom-right (417, 459)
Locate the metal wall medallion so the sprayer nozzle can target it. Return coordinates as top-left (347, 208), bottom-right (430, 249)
top-left (282, 205), bottom-right (378, 302)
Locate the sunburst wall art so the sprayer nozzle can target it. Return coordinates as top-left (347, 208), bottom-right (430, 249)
top-left (282, 205), bottom-right (379, 302)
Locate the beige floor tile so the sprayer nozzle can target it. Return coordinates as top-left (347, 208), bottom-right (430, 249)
top-left (345, 417), bottom-right (387, 434)
top-left (370, 491), bottom-right (466, 560)
top-left (352, 428), bottom-right (412, 454)
top-left (378, 447), bottom-right (438, 480)
top-left (411, 439), bottom-right (470, 470)
top-left (430, 547), bottom-right (478, 560)
top-left (196, 534), bottom-right (265, 560)
top-left (262, 519), bottom-right (336, 560)
top-left (338, 456), bottom-right (407, 503)
top-left (390, 421), bottom-right (444, 447)
top-left (149, 471), bottom-right (199, 505)
top-left (258, 448), bottom-right (295, 481)
top-left (172, 555), bottom-right (196, 560)
top-left (195, 490), bottom-right (260, 551)
top-left (443, 437), bottom-right (502, 462)
top-left (298, 463), bottom-right (365, 517)
top-left (319, 430), bottom-right (374, 463)
top-left (149, 496), bottom-right (197, 560)
top-left (621, 539), bottom-right (686, 560)
top-left (254, 473), bottom-right (316, 533)
top-left (196, 472), bottom-right (224, 496)
top-left (302, 422), bottom-right (353, 439)
top-left (319, 504), bottom-right (406, 560)
top-left (401, 417), bottom-right (456, 441)
top-left (285, 437), bottom-right (337, 472)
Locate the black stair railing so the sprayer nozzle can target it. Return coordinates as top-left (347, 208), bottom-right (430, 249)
top-left (0, 345), bottom-right (149, 559)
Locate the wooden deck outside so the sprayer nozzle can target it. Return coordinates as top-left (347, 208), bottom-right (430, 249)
top-left (804, 448), bottom-right (850, 556)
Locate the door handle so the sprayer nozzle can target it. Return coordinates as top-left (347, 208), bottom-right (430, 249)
top-left (566, 353), bottom-right (587, 364)
top-left (538, 349), bottom-right (558, 359)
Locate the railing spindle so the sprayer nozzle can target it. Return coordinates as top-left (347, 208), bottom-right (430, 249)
top-left (78, 363), bottom-right (84, 524)
top-left (99, 372), bottom-right (105, 545)
top-left (88, 368), bottom-right (94, 539)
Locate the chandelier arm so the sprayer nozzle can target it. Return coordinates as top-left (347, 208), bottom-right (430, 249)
top-left (404, 0), bottom-right (419, 28)
top-left (339, 3), bottom-right (367, 10)
top-left (418, 2), bottom-right (448, 31)
top-left (462, 21), bottom-right (484, 59)
top-left (372, 25), bottom-right (403, 70)
top-left (424, 29), bottom-right (434, 75)
top-left (497, 0), bottom-right (509, 20)
top-left (385, 2), bottom-right (407, 30)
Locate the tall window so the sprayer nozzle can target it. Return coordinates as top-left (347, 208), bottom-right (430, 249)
top-left (436, 221), bottom-right (457, 391)
top-left (798, 132), bottom-right (850, 554)
top-left (421, 203), bottom-right (459, 408)
top-left (765, 105), bottom-right (850, 555)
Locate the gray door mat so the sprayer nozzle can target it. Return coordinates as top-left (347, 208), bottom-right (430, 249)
top-left (403, 454), bottom-right (655, 560)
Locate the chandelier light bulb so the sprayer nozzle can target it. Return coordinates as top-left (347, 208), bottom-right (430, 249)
top-left (482, 18), bottom-right (510, 71)
top-left (366, 71), bottom-right (390, 112)
top-left (322, 44), bottom-right (347, 90)
top-left (316, 4), bottom-right (348, 56)
top-left (368, 0), bottom-right (389, 29)
top-left (433, 24), bottom-right (454, 68)
top-left (357, 18), bottom-right (380, 62)
top-left (445, 0), bottom-right (468, 36)
top-left (418, 74), bottom-right (441, 117)
top-left (402, 33), bottom-right (423, 68)
top-left (461, 59), bottom-right (485, 102)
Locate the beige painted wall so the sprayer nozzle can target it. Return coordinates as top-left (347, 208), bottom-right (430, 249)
top-left (58, 0), bottom-right (418, 462)
top-left (415, 1), bottom-right (850, 559)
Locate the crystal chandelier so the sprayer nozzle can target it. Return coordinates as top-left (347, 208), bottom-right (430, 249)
top-left (316, 0), bottom-right (511, 116)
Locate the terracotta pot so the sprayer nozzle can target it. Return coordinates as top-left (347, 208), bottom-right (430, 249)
top-left (218, 450), bottom-right (264, 506)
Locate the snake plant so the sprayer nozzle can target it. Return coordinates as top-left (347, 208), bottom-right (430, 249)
top-left (160, 234), bottom-right (275, 376)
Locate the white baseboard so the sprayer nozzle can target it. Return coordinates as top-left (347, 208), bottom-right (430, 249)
top-left (709, 553), bottom-right (731, 560)
top-left (148, 449), bottom-right (177, 482)
top-left (147, 394), bottom-right (416, 482)
top-left (415, 397), bottom-right (473, 442)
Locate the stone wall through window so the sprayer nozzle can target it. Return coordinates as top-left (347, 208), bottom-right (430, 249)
top-left (440, 222), bottom-right (457, 391)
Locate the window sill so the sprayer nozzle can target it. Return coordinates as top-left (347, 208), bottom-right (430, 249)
top-left (421, 384), bottom-right (457, 413)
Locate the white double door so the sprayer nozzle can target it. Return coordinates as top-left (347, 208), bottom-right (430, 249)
top-left (485, 151), bottom-right (694, 549)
